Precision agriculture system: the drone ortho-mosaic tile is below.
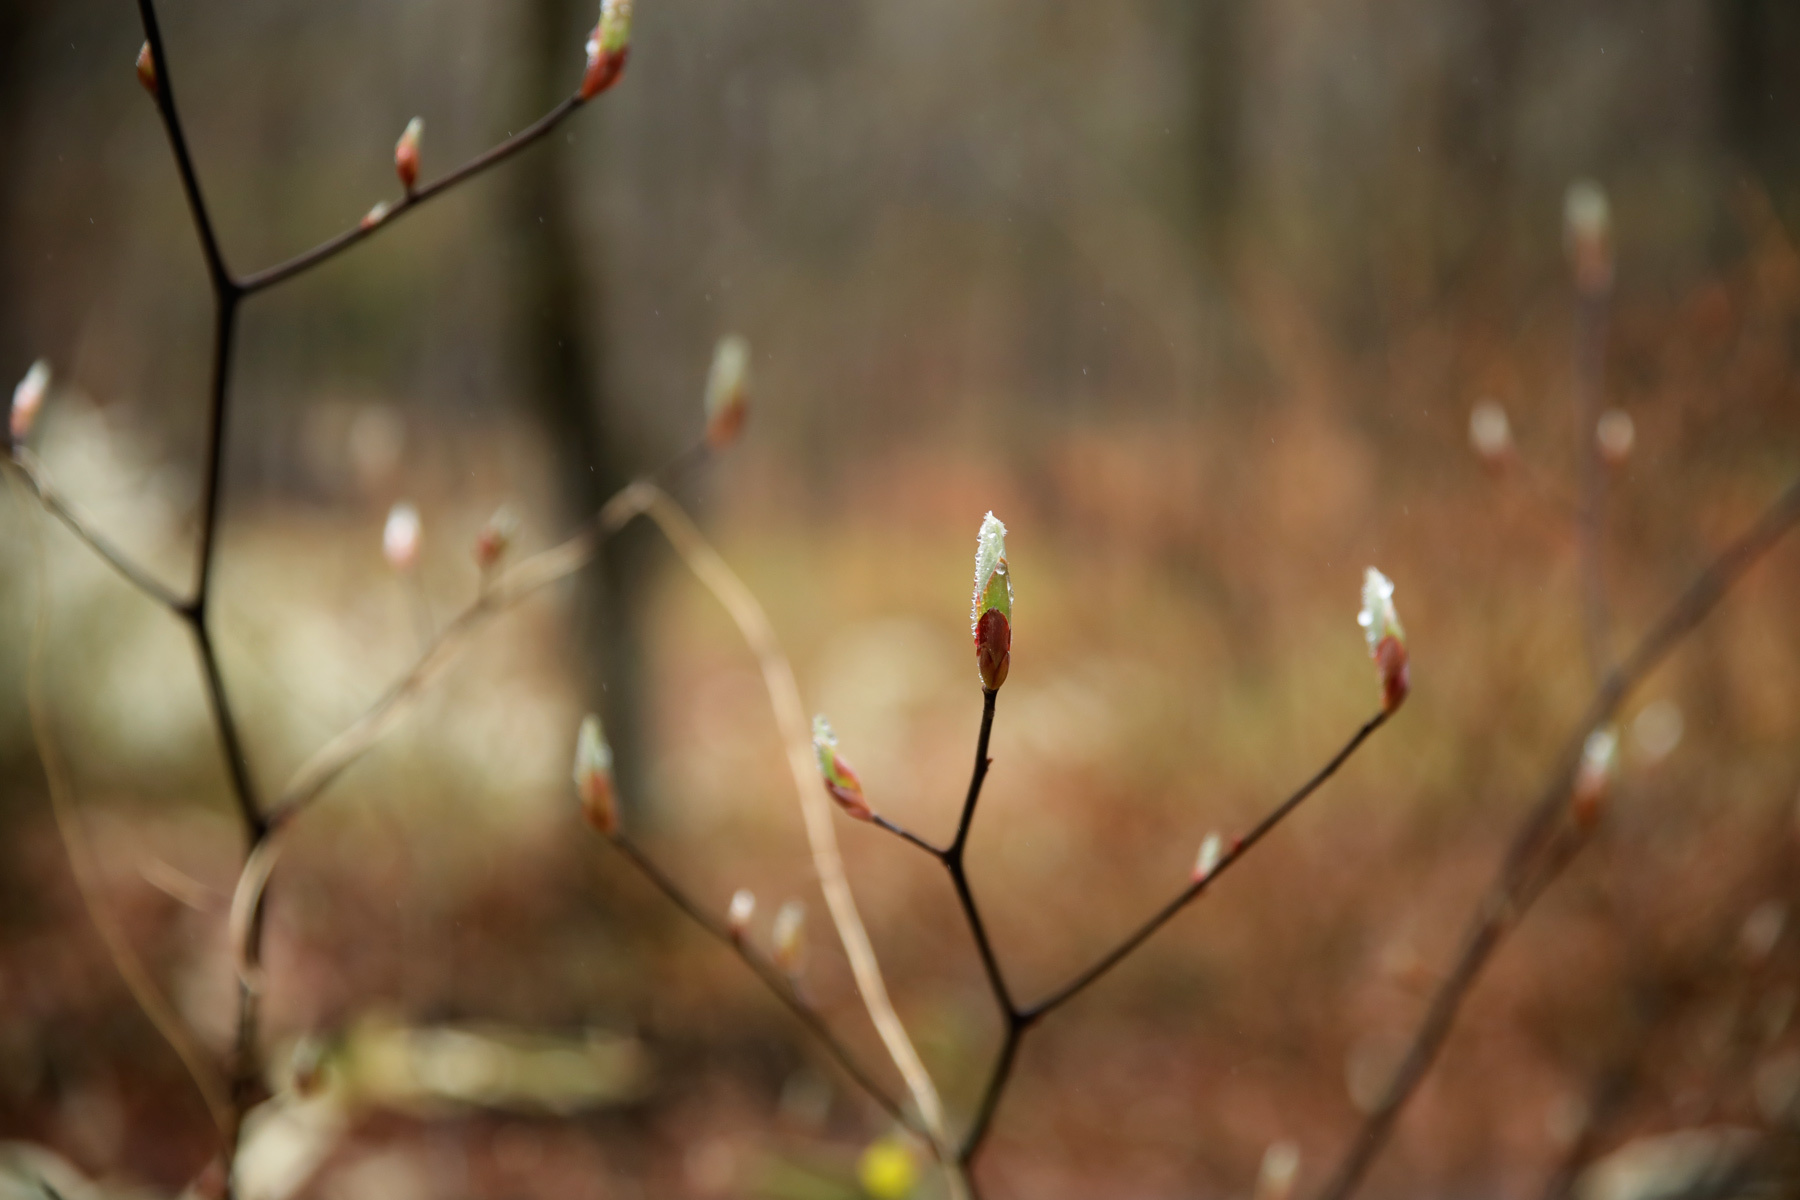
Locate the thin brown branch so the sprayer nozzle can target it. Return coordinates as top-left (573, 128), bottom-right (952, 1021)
top-left (1315, 474), bottom-right (1800, 1200)
top-left (237, 97), bottom-right (584, 294)
top-left (603, 833), bottom-right (924, 1137)
top-left (1024, 708), bottom-right (1389, 1022)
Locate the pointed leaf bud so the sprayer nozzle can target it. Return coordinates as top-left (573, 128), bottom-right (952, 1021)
top-left (703, 335), bottom-right (750, 450)
top-left (360, 200), bottom-right (392, 231)
top-left (9, 360), bottom-right (50, 445)
top-left (382, 501), bottom-right (421, 572)
top-left (1564, 180), bottom-right (1613, 298)
top-left (135, 43), bottom-right (157, 95)
top-left (812, 715), bottom-right (872, 822)
top-left (726, 888), bottom-right (756, 942)
top-left (1596, 408), bottom-right (1634, 466)
top-left (971, 511), bottom-right (1013, 692)
top-left (1572, 723), bottom-right (1618, 831)
top-left (1358, 567), bottom-right (1409, 713)
top-left (772, 899), bottom-right (806, 976)
top-left (474, 505), bottom-right (519, 573)
top-left (573, 714), bottom-right (619, 834)
top-left (1193, 832), bottom-right (1223, 883)
top-left (394, 117), bottom-right (423, 193)
top-left (1468, 399), bottom-right (1513, 466)
top-left (580, 0), bottom-right (633, 100)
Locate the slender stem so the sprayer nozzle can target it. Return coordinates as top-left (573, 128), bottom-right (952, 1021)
top-left (961, 1022), bottom-right (1023, 1162)
top-left (5, 450), bottom-right (186, 609)
top-left (1314, 474), bottom-right (1800, 1200)
top-left (133, 0), bottom-right (233, 290)
top-left (872, 814), bottom-right (946, 858)
top-left (1025, 709), bottom-right (1387, 1021)
top-left (604, 834), bottom-right (922, 1137)
top-left (188, 298), bottom-right (239, 609)
top-left (951, 690), bottom-right (998, 855)
top-left (238, 97), bottom-right (584, 294)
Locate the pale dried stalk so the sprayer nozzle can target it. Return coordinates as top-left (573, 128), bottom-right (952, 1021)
top-left (7, 470), bottom-right (235, 1134)
top-left (633, 486), bottom-right (960, 1181)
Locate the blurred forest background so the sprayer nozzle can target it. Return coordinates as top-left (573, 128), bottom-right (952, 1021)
top-left (2, 0), bottom-right (1800, 1197)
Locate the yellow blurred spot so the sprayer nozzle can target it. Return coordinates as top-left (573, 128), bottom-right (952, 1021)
top-left (857, 1136), bottom-right (918, 1199)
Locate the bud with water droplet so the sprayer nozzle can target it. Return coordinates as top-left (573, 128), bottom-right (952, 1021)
top-left (383, 501), bottom-right (421, 572)
top-left (9, 360), bottom-right (50, 446)
top-left (135, 43), bottom-right (157, 95)
top-left (580, 0), bottom-right (633, 100)
top-left (573, 714), bottom-right (619, 834)
top-left (474, 505), bottom-right (519, 574)
top-left (1193, 832), bottom-right (1223, 883)
top-left (704, 335), bottom-right (750, 449)
top-left (812, 715), bottom-right (872, 822)
top-left (1357, 567), bottom-right (1408, 714)
top-left (1572, 724), bottom-right (1618, 831)
top-left (772, 900), bottom-right (806, 976)
top-left (394, 117), bottom-right (423, 193)
top-left (727, 889), bottom-right (756, 942)
top-left (971, 511), bottom-right (1013, 692)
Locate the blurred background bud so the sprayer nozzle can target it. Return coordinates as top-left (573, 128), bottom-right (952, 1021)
top-left (360, 200), bottom-right (390, 230)
top-left (382, 501), bottom-right (421, 572)
top-left (811, 714), bottom-right (871, 821)
top-left (473, 505), bottom-right (519, 572)
top-left (1564, 179), bottom-right (1614, 298)
top-left (580, 0), bottom-right (632, 99)
top-left (134, 43), bottom-right (155, 94)
top-left (1254, 1141), bottom-right (1301, 1200)
top-left (1359, 568), bottom-right (1409, 713)
top-left (771, 900), bottom-right (806, 976)
top-left (703, 335), bottom-right (750, 449)
top-left (9, 359), bottom-right (49, 444)
top-left (573, 714), bottom-right (618, 834)
top-left (726, 889), bottom-right (755, 941)
top-left (395, 117), bottom-right (423, 192)
top-left (972, 511), bottom-right (1013, 691)
top-left (1468, 399), bottom-right (1513, 465)
top-left (1741, 900), bottom-right (1786, 963)
top-left (1596, 408), bottom-right (1635, 465)
top-left (1572, 724), bottom-right (1619, 830)
top-left (1193, 832), bottom-right (1222, 882)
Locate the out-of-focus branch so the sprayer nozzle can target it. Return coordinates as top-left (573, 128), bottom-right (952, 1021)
top-left (1315, 474), bottom-right (1800, 1200)
top-left (5, 449), bottom-right (187, 610)
top-left (5, 471), bottom-right (234, 1136)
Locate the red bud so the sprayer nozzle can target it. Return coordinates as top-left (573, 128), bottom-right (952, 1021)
top-left (975, 609), bottom-right (1010, 692)
top-left (1375, 634), bottom-right (1409, 714)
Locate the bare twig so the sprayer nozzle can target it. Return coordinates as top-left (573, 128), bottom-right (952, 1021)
top-left (1315, 474), bottom-right (1800, 1200)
